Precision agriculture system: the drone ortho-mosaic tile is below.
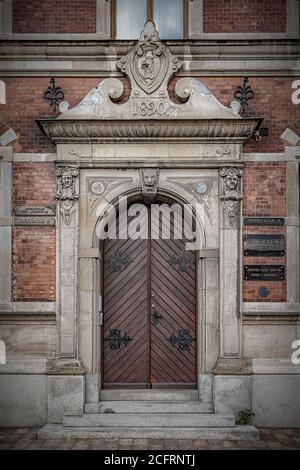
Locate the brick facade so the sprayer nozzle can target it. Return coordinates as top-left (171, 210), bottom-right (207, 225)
top-left (12, 0), bottom-right (97, 34)
top-left (2, 76), bottom-right (299, 153)
top-left (12, 162), bottom-right (56, 208)
top-left (242, 162), bottom-right (286, 302)
top-left (11, 163), bottom-right (56, 301)
top-left (1, 6), bottom-right (297, 308)
top-left (12, 226), bottom-right (56, 301)
top-left (203, 0), bottom-right (286, 33)
top-left (243, 163), bottom-right (286, 217)
top-left (5, 79), bottom-right (293, 303)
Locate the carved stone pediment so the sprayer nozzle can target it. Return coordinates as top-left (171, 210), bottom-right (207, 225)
top-left (36, 20), bottom-right (262, 143)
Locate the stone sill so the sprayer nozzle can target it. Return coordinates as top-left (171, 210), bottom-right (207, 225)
top-left (242, 302), bottom-right (300, 317)
top-left (214, 358), bottom-right (300, 375)
top-left (0, 302), bottom-right (56, 315)
top-left (252, 359), bottom-right (300, 375)
top-left (0, 357), bottom-right (48, 375)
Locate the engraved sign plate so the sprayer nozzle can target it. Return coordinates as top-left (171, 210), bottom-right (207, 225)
top-left (244, 265), bottom-right (285, 281)
top-left (244, 234), bottom-right (285, 256)
top-left (15, 205), bottom-right (55, 216)
top-left (14, 217), bottom-right (55, 226)
top-left (244, 217), bottom-right (285, 226)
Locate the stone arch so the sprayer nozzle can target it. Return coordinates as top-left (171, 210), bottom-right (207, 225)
top-left (92, 187), bottom-right (206, 251)
top-left (78, 178), bottom-right (216, 400)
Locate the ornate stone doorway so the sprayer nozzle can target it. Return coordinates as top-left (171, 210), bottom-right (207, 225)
top-left (36, 20), bottom-right (260, 424)
top-left (102, 202), bottom-right (197, 389)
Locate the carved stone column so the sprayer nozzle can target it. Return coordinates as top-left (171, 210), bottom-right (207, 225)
top-left (50, 165), bottom-right (82, 370)
top-left (219, 167), bottom-right (243, 359)
top-left (46, 164), bottom-right (85, 424)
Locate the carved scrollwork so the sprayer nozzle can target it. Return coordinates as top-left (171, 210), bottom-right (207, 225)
top-left (56, 165), bottom-right (78, 225)
top-left (167, 177), bottom-right (210, 210)
top-left (117, 20), bottom-right (182, 98)
top-left (220, 167), bottom-right (243, 226)
top-left (88, 177), bottom-right (133, 212)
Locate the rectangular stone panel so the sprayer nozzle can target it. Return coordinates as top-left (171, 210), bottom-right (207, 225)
top-left (14, 216), bottom-right (55, 226)
top-left (15, 205), bottom-right (55, 216)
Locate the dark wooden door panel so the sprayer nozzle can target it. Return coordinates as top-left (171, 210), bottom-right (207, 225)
top-left (103, 235), bottom-right (148, 388)
top-left (103, 203), bottom-right (197, 389)
top-left (150, 237), bottom-right (196, 388)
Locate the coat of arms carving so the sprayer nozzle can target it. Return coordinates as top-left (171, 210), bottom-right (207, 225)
top-left (117, 20), bottom-right (182, 97)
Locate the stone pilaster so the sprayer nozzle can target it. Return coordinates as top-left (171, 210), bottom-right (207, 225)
top-left (0, 148), bottom-right (12, 309)
top-left (219, 167), bottom-right (243, 357)
top-left (286, 160), bottom-right (300, 304)
top-left (55, 165), bottom-right (81, 364)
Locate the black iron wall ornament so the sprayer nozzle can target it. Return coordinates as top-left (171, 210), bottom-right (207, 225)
top-left (43, 78), bottom-right (65, 113)
top-left (168, 251), bottom-right (194, 272)
top-left (234, 77), bottom-right (254, 112)
top-left (167, 329), bottom-right (195, 352)
top-left (106, 249), bottom-right (132, 273)
top-left (104, 328), bottom-right (132, 350)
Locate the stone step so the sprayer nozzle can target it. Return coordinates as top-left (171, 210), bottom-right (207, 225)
top-left (100, 389), bottom-right (199, 401)
top-left (39, 424), bottom-right (259, 440)
top-left (85, 401), bottom-right (213, 414)
top-left (63, 413), bottom-right (235, 428)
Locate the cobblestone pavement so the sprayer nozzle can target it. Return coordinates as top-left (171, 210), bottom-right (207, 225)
top-left (0, 428), bottom-right (300, 450)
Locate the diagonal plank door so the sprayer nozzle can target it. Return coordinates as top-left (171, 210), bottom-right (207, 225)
top-left (102, 207), bottom-right (149, 388)
top-left (103, 203), bottom-right (196, 389)
top-left (150, 209), bottom-right (197, 388)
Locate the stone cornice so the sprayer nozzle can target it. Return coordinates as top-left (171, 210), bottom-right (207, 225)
top-left (1, 39), bottom-right (299, 76)
top-left (36, 117), bottom-right (262, 144)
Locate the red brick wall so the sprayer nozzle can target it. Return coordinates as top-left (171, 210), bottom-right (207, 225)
top-left (12, 163), bottom-right (56, 301)
top-left (2, 77), bottom-right (132, 153)
top-left (12, 226), bottom-right (56, 301)
top-left (242, 163), bottom-right (286, 302)
top-left (171, 76), bottom-right (300, 153)
top-left (243, 163), bottom-right (286, 217)
top-left (12, 0), bottom-right (97, 34)
top-left (2, 76), bottom-right (299, 153)
top-left (203, 0), bottom-right (286, 33)
top-left (12, 163), bottom-right (56, 209)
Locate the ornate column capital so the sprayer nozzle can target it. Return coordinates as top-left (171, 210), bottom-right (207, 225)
top-left (56, 165), bottom-right (79, 225)
top-left (219, 167), bottom-right (243, 226)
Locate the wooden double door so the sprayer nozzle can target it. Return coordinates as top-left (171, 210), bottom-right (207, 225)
top-left (102, 204), bottom-right (197, 389)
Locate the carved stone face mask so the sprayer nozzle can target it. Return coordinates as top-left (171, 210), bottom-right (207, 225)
top-left (62, 174), bottom-right (73, 188)
top-left (145, 174), bottom-right (156, 187)
top-left (226, 174), bottom-right (238, 190)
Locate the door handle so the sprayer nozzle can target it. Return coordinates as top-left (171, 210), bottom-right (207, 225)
top-left (152, 306), bottom-right (163, 327)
